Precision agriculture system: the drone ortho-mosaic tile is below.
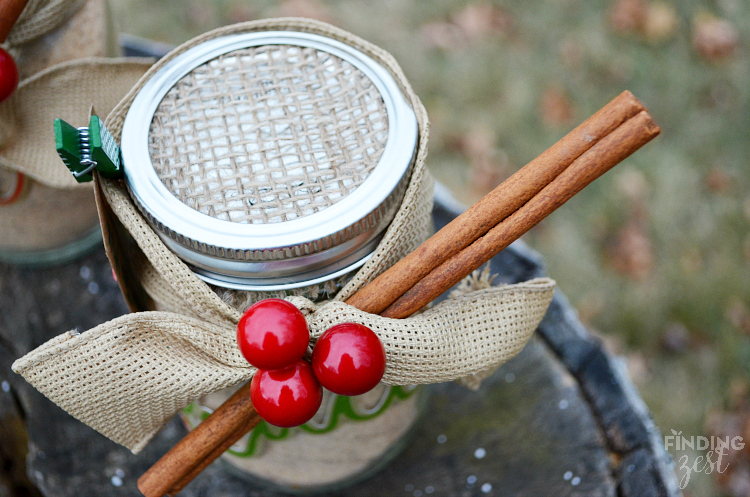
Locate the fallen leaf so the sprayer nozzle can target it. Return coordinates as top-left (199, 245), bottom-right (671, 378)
top-left (185, 0), bottom-right (214, 28)
top-left (453, 3), bottom-right (513, 41)
top-left (420, 3), bottom-right (513, 51)
top-left (609, 0), bottom-right (647, 34)
top-left (539, 87), bottom-right (575, 127)
top-left (224, 4), bottom-right (256, 24)
top-left (643, 3), bottom-right (678, 43)
top-left (705, 405), bottom-right (750, 495)
top-left (273, 0), bottom-right (333, 23)
top-left (449, 126), bottom-right (511, 196)
top-left (626, 351), bottom-right (650, 385)
top-left (615, 167), bottom-right (649, 203)
top-left (659, 322), bottom-right (692, 354)
top-left (693, 15), bottom-right (739, 61)
top-left (559, 38), bottom-right (584, 69)
top-left (725, 298), bottom-right (750, 336)
top-left (607, 219), bottom-right (654, 280)
top-left (705, 166), bottom-right (732, 194)
top-left (420, 21), bottom-right (466, 51)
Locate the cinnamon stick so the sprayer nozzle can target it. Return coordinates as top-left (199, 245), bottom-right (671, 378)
top-left (166, 413), bottom-right (261, 496)
top-left (381, 110), bottom-right (660, 319)
top-left (0, 0), bottom-right (29, 43)
top-left (345, 90), bottom-right (646, 315)
top-left (137, 382), bottom-right (258, 497)
top-left (138, 94), bottom-right (660, 497)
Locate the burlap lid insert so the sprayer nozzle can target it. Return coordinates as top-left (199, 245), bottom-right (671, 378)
top-left (148, 44), bottom-right (389, 224)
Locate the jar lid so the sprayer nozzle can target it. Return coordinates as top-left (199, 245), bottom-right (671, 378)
top-left (121, 31), bottom-right (418, 290)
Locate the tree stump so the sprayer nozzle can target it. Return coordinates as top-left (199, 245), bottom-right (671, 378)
top-left (0, 183), bottom-right (681, 497)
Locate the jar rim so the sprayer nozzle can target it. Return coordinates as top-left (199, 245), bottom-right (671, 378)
top-left (121, 31), bottom-right (418, 287)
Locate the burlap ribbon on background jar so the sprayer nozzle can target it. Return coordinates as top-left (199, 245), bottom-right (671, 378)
top-left (0, 0), bottom-right (153, 188)
top-left (11, 18), bottom-right (555, 455)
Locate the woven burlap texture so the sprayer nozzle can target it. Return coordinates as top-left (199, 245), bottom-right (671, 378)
top-left (3, 0), bottom-right (84, 51)
top-left (12, 19), bottom-right (556, 455)
top-left (150, 44), bottom-right (389, 224)
top-left (99, 18), bottom-right (437, 314)
top-left (13, 278), bottom-right (555, 453)
top-left (0, 58), bottom-right (154, 188)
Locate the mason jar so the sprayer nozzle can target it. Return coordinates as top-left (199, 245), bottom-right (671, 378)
top-left (120, 29), bottom-right (429, 492)
top-left (0, 0), bottom-right (117, 264)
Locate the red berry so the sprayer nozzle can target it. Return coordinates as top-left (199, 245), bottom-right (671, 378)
top-left (0, 48), bottom-right (17, 103)
top-left (237, 299), bottom-right (309, 370)
top-left (250, 360), bottom-right (323, 427)
top-left (311, 323), bottom-right (386, 396)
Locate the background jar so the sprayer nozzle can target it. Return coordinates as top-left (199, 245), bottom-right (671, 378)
top-left (0, 0), bottom-right (118, 264)
top-left (119, 28), bottom-right (431, 492)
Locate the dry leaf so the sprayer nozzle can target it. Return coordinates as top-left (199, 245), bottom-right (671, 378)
top-left (420, 3), bottom-right (513, 51)
top-left (609, 0), bottom-right (647, 34)
top-left (449, 126), bottom-right (510, 196)
top-left (725, 299), bottom-right (750, 336)
top-left (607, 219), bottom-right (654, 279)
top-left (705, 406), bottom-right (750, 496)
top-left (659, 322), bottom-right (691, 353)
top-left (273, 0), bottom-right (333, 23)
top-left (420, 21), bottom-right (466, 51)
top-left (693, 15), bottom-right (739, 61)
top-left (559, 38), bottom-right (583, 69)
top-left (185, 0), bottom-right (214, 28)
top-left (453, 3), bottom-right (512, 41)
top-left (643, 3), bottom-right (678, 43)
top-left (539, 87), bottom-right (575, 127)
top-left (615, 167), bottom-right (649, 203)
top-left (225, 4), bottom-right (256, 24)
top-left (705, 166), bottom-right (733, 193)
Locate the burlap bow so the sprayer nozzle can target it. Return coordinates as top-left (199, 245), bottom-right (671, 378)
top-left (0, 57), bottom-right (154, 187)
top-left (13, 277), bottom-right (554, 453)
top-left (0, 0), bottom-right (154, 187)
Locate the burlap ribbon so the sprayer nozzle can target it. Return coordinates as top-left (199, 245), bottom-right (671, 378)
top-left (13, 279), bottom-right (554, 453)
top-left (11, 18), bottom-right (556, 455)
top-left (0, 0), bottom-right (154, 188)
top-left (2, 0), bottom-right (85, 51)
top-left (0, 57), bottom-right (155, 188)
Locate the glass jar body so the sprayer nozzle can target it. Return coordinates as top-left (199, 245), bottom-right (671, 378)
top-left (0, 0), bottom-right (117, 264)
top-left (182, 382), bottom-right (427, 492)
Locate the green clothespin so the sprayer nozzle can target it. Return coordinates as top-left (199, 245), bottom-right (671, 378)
top-left (54, 111), bottom-right (124, 183)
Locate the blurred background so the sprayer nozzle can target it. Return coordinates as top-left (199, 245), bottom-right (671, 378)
top-left (109, 0), bottom-right (750, 494)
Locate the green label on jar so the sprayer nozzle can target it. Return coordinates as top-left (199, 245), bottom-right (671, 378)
top-left (181, 385), bottom-right (418, 458)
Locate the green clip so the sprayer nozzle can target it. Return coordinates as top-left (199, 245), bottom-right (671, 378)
top-left (54, 118), bottom-right (90, 182)
top-left (89, 115), bottom-right (123, 179)
top-left (53, 115), bottom-right (124, 183)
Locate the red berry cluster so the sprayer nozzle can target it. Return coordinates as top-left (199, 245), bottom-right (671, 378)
top-left (237, 299), bottom-right (386, 427)
top-left (0, 48), bottom-right (18, 103)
